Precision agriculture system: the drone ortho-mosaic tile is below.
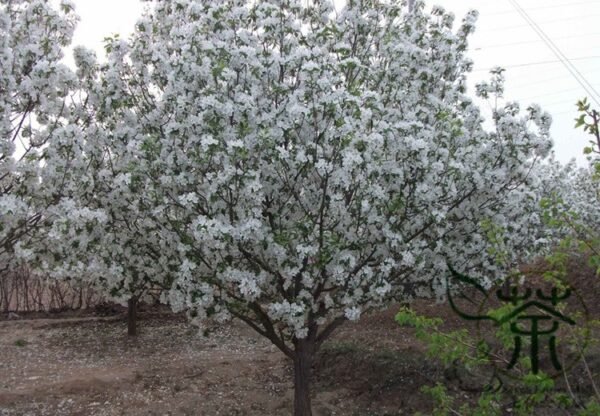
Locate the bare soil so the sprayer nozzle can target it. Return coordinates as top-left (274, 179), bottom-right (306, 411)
top-left (0, 296), bottom-right (598, 415)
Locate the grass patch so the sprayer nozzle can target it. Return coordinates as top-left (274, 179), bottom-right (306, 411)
top-left (14, 339), bottom-right (28, 347)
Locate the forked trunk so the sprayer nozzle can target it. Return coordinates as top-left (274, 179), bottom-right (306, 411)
top-left (293, 338), bottom-right (314, 416)
top-left (127, 296), bottom-right (138, 336)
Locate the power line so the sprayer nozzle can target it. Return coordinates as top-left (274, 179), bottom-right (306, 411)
top-left (529, 97), bottom-right (589, 107)
top-left (551, 107), bottom-right (584, 116)
top-left (484, 13), bottom-right (600, 32)
top-left (514, 86), bottom-right (596, 102)
top-left (486, 0), bottom-right (600, 17)
top-left (506, 0), bottom-right (600, 107)
top-left (470, 94), bottom-right (579, 109)
top-left (472, 32), bottom-right (600, 51)
top-left (472, 56), bottom-right (600, 72)
top-left (506, 68), bottom-right (600, 89)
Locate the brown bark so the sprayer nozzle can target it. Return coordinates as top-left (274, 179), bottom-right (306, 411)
top-left (127, 296), bottom-right (138, 336)
top-left (293, 338), bottom-right (314, 416)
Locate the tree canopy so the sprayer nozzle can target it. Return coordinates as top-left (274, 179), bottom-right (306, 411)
top-left (3, 1), bottom-right (562, 415)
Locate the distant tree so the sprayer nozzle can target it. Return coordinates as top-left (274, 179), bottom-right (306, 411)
top-left (536, 99), bottom-right (600, 279)
top-left (0, 0), bottom-right (81, 271)
top-left (39, 38), bottom-right (182, 336)
top-left (84, 0), bottom-right (553, 414)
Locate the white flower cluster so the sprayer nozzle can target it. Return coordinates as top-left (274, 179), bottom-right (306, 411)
top-left (4, 0), bottom-right (573, 356)
top-left (0, 0), bottom-right (79, 269)
top-left (69, 0), bottom-right (555, 344)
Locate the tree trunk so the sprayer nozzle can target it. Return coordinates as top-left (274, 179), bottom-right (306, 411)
top-left (127, 296), bottom-right (138, 336)
top-left (293, 338), bottom-right (314, 416)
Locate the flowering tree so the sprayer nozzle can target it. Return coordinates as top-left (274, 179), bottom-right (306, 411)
top-left (0, 0), bottom-right (80, 271)
top-left (535, 100), bottom-right (600, 280)
top-left (0, 0), bottom-right (175, 333)
top-left (96, 0), bottom-right (552, 413)
top-left (38, 39), bottom-right (182, 336)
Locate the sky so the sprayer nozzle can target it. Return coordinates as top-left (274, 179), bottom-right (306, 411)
top-left (67, 0), bottom-right (600, 165)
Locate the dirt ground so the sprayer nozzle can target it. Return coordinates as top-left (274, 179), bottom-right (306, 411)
top-left (0, 296), bottom-right (598, 416)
